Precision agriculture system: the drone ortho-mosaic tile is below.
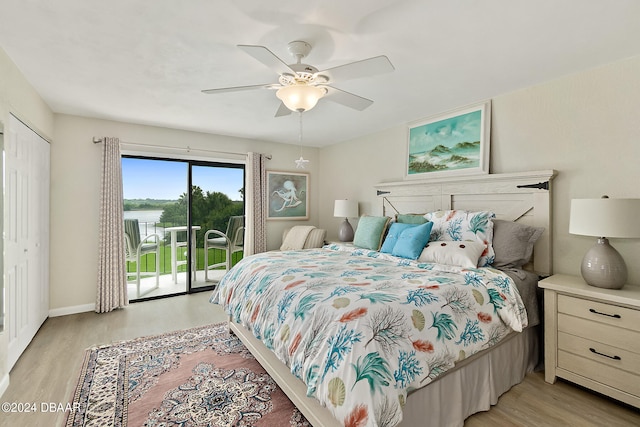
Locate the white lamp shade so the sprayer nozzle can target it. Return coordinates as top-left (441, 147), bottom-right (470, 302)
top-left (570, 198), bottom-right (640, 238)
top-left (276, 84), bottom-right (327, 112)
top-left (334, 199), bottom-right (359, 218)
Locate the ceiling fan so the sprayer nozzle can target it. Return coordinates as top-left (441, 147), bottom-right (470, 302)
top-left (202, 40), bottom-right (395, 116)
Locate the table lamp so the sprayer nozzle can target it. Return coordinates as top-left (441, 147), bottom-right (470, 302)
top-left (334, 199), bottom-right (359, 242)
top-left (569, 196), bottom-right (640, 289)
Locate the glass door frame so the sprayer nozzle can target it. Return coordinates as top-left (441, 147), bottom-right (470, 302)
top-left (187, 159), bottom-right (245, 294)
top-left (123, 154), bottom-right (245, 302)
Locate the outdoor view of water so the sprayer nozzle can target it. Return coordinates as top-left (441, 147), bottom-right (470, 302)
top-left (124, 210), bottom-right (165, 239)
top-left (124, 209), bottom-right (163, 223)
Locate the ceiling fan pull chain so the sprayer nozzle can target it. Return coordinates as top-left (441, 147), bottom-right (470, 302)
top-left (295, 111), bottom-right (309, 169)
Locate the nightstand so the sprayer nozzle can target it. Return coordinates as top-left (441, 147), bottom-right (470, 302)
top-left (539, 274), bottom-right (640, 408)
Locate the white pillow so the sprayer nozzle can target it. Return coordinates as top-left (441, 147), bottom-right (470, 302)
top-left (424, 210), bottom-right (496, 267)
top-left (418, 240), bottom-right (487, 268)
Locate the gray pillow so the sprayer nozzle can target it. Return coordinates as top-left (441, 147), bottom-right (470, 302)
top-left (492, 219), bottom-right (544, 269)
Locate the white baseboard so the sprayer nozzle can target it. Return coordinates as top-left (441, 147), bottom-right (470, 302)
top-left (49, 303), bottom-right (95, 317)
top-left (0, 373), bottom-right (9, 398)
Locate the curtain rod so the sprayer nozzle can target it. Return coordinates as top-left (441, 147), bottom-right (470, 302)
top-left (92, 137), bottom-right (272, 159)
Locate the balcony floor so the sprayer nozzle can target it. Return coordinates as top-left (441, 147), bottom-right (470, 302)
top-left (127, 268), bottom-right (226, 300)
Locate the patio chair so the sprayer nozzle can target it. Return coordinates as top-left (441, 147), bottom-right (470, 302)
top-left (204, 215), bottom-right (244, 281)
top-left (124, 218), bottom-right (160, 297)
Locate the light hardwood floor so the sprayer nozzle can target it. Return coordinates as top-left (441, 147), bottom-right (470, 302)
top-left (2, 292), bottom-right (639, 427)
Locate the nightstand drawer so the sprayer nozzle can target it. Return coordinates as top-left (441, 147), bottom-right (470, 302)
top-left (540, 274), bottom-right (640, 408)
top-left (558, 294), bottom-right (640, 332)
top-left (558, 313), bottom-right (640, 354)
top-left (558, 350), bottom-right (640, 398)
top-left (558, 331), bottom-right (640, 374)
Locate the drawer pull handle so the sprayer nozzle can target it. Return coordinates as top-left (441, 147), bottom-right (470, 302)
top-left (589, 347), bottom-right (621, 361)
top-left (589, 308), bottom-right (621, 319)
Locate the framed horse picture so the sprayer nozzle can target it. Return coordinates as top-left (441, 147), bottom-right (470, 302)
top-left (266, 170), bottom-right (309, 220)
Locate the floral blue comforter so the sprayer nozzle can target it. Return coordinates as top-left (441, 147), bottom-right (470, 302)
top-left (211, 244), bottom-right (528, 427)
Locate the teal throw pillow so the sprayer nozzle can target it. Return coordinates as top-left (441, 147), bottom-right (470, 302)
top-left (396, 214), bottom-right (428, 225)
top-left (392, 221), bottom-right (434, 259)
top-left (353, 216), bottom-right (391, 251)
top-left (380, 223), bottom-right (417, 253)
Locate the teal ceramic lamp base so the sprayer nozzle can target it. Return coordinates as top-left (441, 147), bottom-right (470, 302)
top-left (580, 238), bottom-right (627, 289)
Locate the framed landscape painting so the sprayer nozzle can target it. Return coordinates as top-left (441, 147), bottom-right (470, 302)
top-left (267, 170), bottom-right (309, 220)
top-left (406, 100), bottom-right (491, 179)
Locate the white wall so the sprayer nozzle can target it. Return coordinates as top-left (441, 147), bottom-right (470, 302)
top-left (319, 55), bottom-right (640, 285)
top-left (0, 47), bottom-right (54, 395)
top-left (50, 114), bottom-right (319, 312)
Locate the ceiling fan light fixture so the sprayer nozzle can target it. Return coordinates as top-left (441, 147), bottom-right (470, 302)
top-left (276, 84), bottom-right (326, 112)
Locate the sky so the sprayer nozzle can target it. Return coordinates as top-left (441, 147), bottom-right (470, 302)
top-left (122, 157), bottom-right (244, 200)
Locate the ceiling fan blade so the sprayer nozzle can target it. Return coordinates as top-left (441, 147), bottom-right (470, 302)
top-left (201, 83), bottom-right (278, 94)
top-left (318, 55), bottom-right (394, 83)
top-left (238, 44), bottom-right (297, 76)
top-left (275, 102), bottom-right (292, 117)
top-left (324, 86), bottom-right (374, 111)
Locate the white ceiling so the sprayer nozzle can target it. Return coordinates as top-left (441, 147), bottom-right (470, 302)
top-left (1, 0), bottom-right (639, 147)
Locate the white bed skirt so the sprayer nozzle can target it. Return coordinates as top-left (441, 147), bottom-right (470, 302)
top-left (400, 326), bottom-right (539, 426)
top-left (229, 321), bottom-right (539, 427)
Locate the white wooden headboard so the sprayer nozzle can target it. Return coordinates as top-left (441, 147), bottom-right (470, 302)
top-left (374, 170), bottom-right (557, 276)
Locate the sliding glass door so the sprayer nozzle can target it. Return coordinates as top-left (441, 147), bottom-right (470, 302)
top-left (122, 156), bottom-right (244, 301)
top-left (191, 163), bottom-right (245, 289)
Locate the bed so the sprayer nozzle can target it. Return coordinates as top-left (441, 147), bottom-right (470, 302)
top-left (211, 170), bottom-right (556, 427)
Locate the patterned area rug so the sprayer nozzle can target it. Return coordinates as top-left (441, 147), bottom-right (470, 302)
top-left (66, 323), bottom-right (310, 427)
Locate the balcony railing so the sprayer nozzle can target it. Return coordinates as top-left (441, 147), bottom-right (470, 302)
top-left (126, 221), bottom-right (243, 276)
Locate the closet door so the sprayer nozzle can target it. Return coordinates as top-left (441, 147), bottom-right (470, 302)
top-left (5, 115), bottom-right (50, 371)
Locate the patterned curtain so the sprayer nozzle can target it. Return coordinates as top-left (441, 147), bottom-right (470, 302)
top-left (96, 137), bottom-right (127, 313)
top-left (245, 152), bottom-right (267, 255)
